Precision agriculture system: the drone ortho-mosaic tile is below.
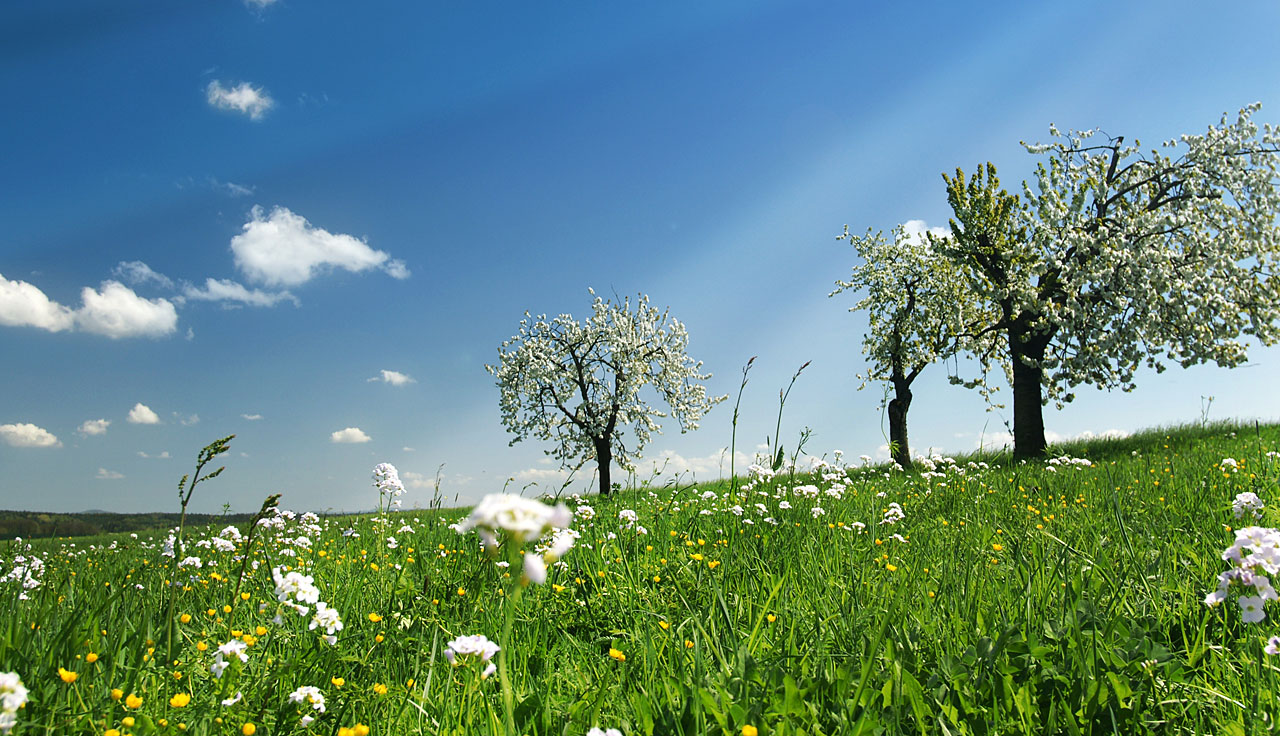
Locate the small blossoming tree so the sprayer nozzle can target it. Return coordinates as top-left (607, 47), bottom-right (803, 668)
top-left (487, 291), bottom-right (725, 495)
top-left (831, 222), bottom-right (992, 468)
top-left (942, 105), bottom-right (1280, 458)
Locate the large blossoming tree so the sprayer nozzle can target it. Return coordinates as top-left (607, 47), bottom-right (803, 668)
top-left (942, 105), bottom-right (1280, 458)
top-left (487, 291), bottom-right (724, 495)
top-left (831, 223), bottom-right (992, 468)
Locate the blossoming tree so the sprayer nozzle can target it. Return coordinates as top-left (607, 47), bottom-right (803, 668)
top-left (487, 291), bottom-right (724, 495)
top-left (830, 223), bottom-right (991, 468)
top-left (942, 105), bottom-right (1280, 458)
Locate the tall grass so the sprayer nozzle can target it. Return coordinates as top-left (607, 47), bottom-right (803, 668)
top-left (0, 420), bottom-right (1277, 735)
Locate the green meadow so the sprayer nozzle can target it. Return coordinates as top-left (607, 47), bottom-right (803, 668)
top-left (2, 421), bottom-right (1278, 735)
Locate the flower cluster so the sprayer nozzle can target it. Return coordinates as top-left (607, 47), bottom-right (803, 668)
top-left (1206, 526), bottom-right (1280, 623)
top-left (1, 555), bottom-right (43, 600)
top-left (881, 503), bottom-right (906, 525)
top-left (373, 463), bottom-right (406, 508)
top-left (444, 634), bottom-right (500, 679)
top-left (271, 567), bottom-right (343, 644)
top-left (0, 672), bottom-right (28, 734)
top-left (211, 640), bottom-right (249, 678)
top-left (289, 686), bottom-right (326, 727)
top-left (1233, 492), bottom-right (1265, 520)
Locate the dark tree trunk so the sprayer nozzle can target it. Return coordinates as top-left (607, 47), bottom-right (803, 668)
top-left (1009, 326), bottom-right (1050, 459)
top-left (594, 438), bottom-right (613, 496)
top-left (888, 377), bottom-right (913, 470)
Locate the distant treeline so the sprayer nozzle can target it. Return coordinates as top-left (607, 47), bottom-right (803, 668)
top-left (0, 510), bottom-right (259, 541)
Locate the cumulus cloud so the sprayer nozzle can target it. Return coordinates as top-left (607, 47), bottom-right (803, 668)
top-left (78, 419), bottom-right (111, 436)
top-left (900, 219), bottom-right (950, 246)
top-left (631, 448), bottom-right (760, 479)
top-left (368, 369), bottom-right (415, 386)
top-left (175, 413), bottom-right (200, 426)
top-left (0, 423), bottom-right (61, 448)
top-left (138, 450), bottom-right (171, 459)
top-left (330, 427), bottom-right (371, 444)
top-left (0, 273), bottom-right (75, 332)
top-left (231, 206), bottom-right (409, 287)
top-left (182, 278), bottom-right (298, 308)
top-left (401, 470), bottom-right (437, 490)
top-left (76, 281), bottom-right (179, 338)
top-left (206, 80), bottom-right (274, 120)
top-left (112, 261), bottom-right (174, 290)
top-left (96, 468), bottom-right (125, 480)
top-left (128, 403), bottom-right (161, 425)
top-left (241, 413), bottom-right (263, 421)
top-left (2, 274), bottom-right (178, 339)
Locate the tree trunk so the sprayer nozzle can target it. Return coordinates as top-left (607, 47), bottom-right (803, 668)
top-left (594, 439), bottom-right (613, 496)
top-left (888, 378), bottom-right (913, 470)
top-left (1009, 328), bottom-right (1049, 459)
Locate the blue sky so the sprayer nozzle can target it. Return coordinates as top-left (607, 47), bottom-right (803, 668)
top-left (3, 0), bottom-right (1280, 513)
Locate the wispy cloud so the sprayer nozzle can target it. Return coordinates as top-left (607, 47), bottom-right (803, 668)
top-left (0, 423), bottom-right (61, 448)
top-left (175, 413), bottom-right (200, 427)
top-left (78, 419), bottom-right (111, 436)
top-left (96, 468), bottom-right (125, 480)
top-left (206, 80), bottom-right (274, 120)
top-left (231, 206), bottom-right (409, 287)
top-left (112, 261), bottom-right (175, 290)
top-left (330, 427), bottom-right (371, 444)
top-left (137, 450), bottom-right (171, 459)
top-left (368, 369), bottom-right (416, 386)
top-left (182, 278), bottom-right (298, 308)
top-left (222, 181), bottom-right (255, 197)
top-left (128, 403), bottom-right (161, 425)
top-left (241, 413), bottom-right (263, 421)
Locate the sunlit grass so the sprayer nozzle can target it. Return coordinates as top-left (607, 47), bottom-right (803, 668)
top-left (1, 420), bottom-right (1278, 734)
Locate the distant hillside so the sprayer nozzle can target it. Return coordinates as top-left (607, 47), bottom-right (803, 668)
top-left (0, 510), bottom-right (258, 541)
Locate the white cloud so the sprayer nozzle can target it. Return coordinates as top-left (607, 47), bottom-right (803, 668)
top-left (244, 0), bottom-right (279, 8)
top-left (241, 413), bottom-right (263, 421)
top-left (96, 468), bottom-right (125, 480)
top-left (182, 278), bottom-right (298, 308)
top-left (0, 273), bottom-right (75, 332)
top-left (900, 219), bottom-right (950, 246)
top-left (330, 427), bottom-right (371, 444)
top-left (231, 206), bottom-right (409, 287)
top-left (206, 80), bottom-right (274, 120)
top-left (2, 274), bottom-right (178, 339)
top-left (1074, 428), bottom-right (1131, 441)
top-left (402, 446), bottom-right (415, 452)
top-left (0, 423), bottom-right (61, 448)
top-left (128, 403), bottom-right (161, 425)
top-left (138, 450), bottom-right (171, 459)
top-left (76, 281), bottom-right (179, 338)
top-left (221, 181), bottom-right (254, 197)
top-left (78, 419), bottom-right (111, 436)
top-left (401, 471), bottom-right (437, 490)
top-left (112, 261), bottom-right (174, 290)
top-left (632, 448), bottom-right (757, 479)
top-left (510, 467), bottom-right (572, 484)
top-left (971, 427), bottom-right (1131, 452)
top-left (176, 413), bottom-right (200, 426)
top-left (368, 369), bottom-right (415, 386)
